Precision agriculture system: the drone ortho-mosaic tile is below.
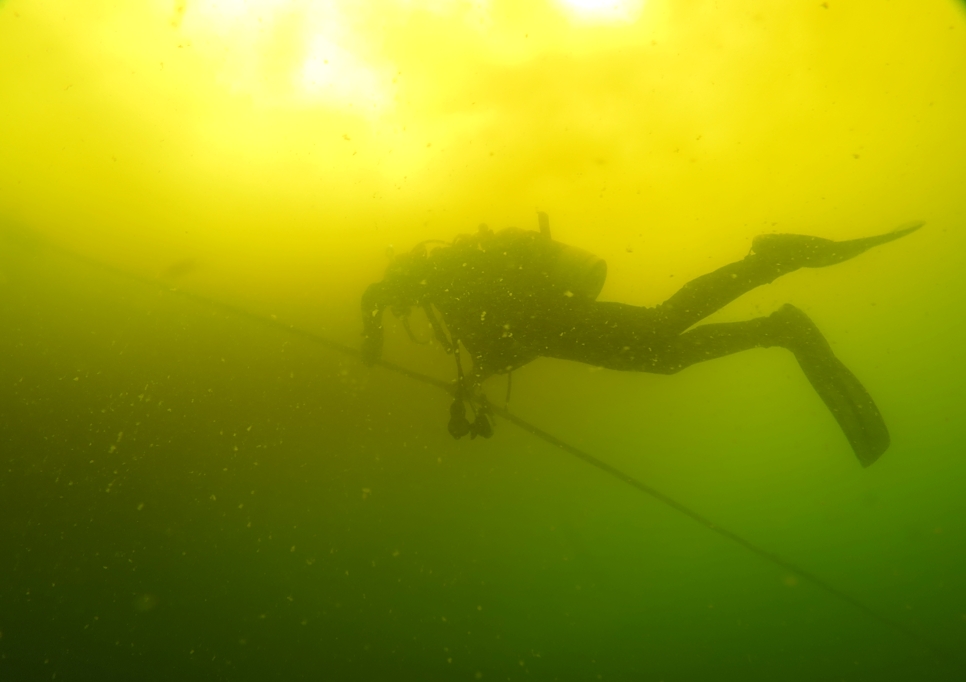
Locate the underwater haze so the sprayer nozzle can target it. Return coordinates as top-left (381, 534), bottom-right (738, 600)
top-left (2, 1), bottom-right (966, 680)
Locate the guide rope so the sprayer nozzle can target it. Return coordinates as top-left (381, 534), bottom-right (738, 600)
top-left (9, 232), bottom-right (960, 673)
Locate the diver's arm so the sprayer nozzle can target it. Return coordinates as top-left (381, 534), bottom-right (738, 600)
top-left (361, 282), bottom-right (389, 366)
top-left (422, 303), bottom-right (454, 353)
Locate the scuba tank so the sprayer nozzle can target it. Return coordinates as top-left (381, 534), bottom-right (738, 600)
top-left (537, 211), bottom-right (607, 301)
top-left (543, 238), bottom-right (607, 302)
top-left (535, 209), bottom-right (607, 302)
top-left (360, 214), bottom-right (608, 366)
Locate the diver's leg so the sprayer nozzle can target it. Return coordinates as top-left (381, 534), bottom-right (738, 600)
top-left (655, 222), bottom-right (922, 334)
top-left (532, 300), bottom-right (889, 464)
top-left (648, 304), bottom-right (889, 466)
top-left (654, 256), bottom-right (786, 334)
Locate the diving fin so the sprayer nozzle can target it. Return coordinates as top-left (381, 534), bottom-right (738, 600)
top-left (796, 348), bottom-right (890, 467)
top-left (752, 221), bottom-right (923, 270)
top-left (772, 304), bottom-right (890, 466)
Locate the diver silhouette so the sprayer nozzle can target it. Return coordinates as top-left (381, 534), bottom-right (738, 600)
top-left (361, 214), bottom-right (921, 466)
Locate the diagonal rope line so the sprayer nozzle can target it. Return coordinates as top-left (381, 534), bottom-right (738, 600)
top-left (6, 230), bottom-right (961, 673)
top-left (490, 405), bottom-right (948, 662)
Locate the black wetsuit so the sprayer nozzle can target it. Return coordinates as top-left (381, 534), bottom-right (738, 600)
top-left (362, 219), bottom-right (921, 466)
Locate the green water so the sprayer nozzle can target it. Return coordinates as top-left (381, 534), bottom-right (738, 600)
top-left (2, 226), bottom-right (965, 681)
top-left (3, 1), bottom-right (966, 680)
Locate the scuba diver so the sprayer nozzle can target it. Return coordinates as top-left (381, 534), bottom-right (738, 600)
top-left (361, 213), bottom-right (921, 467)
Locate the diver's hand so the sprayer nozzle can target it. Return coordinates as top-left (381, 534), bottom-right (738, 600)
top-left (448, 398), bottom-right (471, 438)
top-left (361, 332), bottom-right (382, 366)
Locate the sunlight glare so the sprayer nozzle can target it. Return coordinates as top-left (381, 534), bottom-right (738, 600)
top-left (301, 34), bottom-right (389, 111)
top-left (182, 0), bottom-right (391, 111)
top-left (558, 0), bottom-right (645, 23)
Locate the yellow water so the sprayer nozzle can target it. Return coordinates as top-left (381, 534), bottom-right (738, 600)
top-left (2, 1), bottom-right (965, 680)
